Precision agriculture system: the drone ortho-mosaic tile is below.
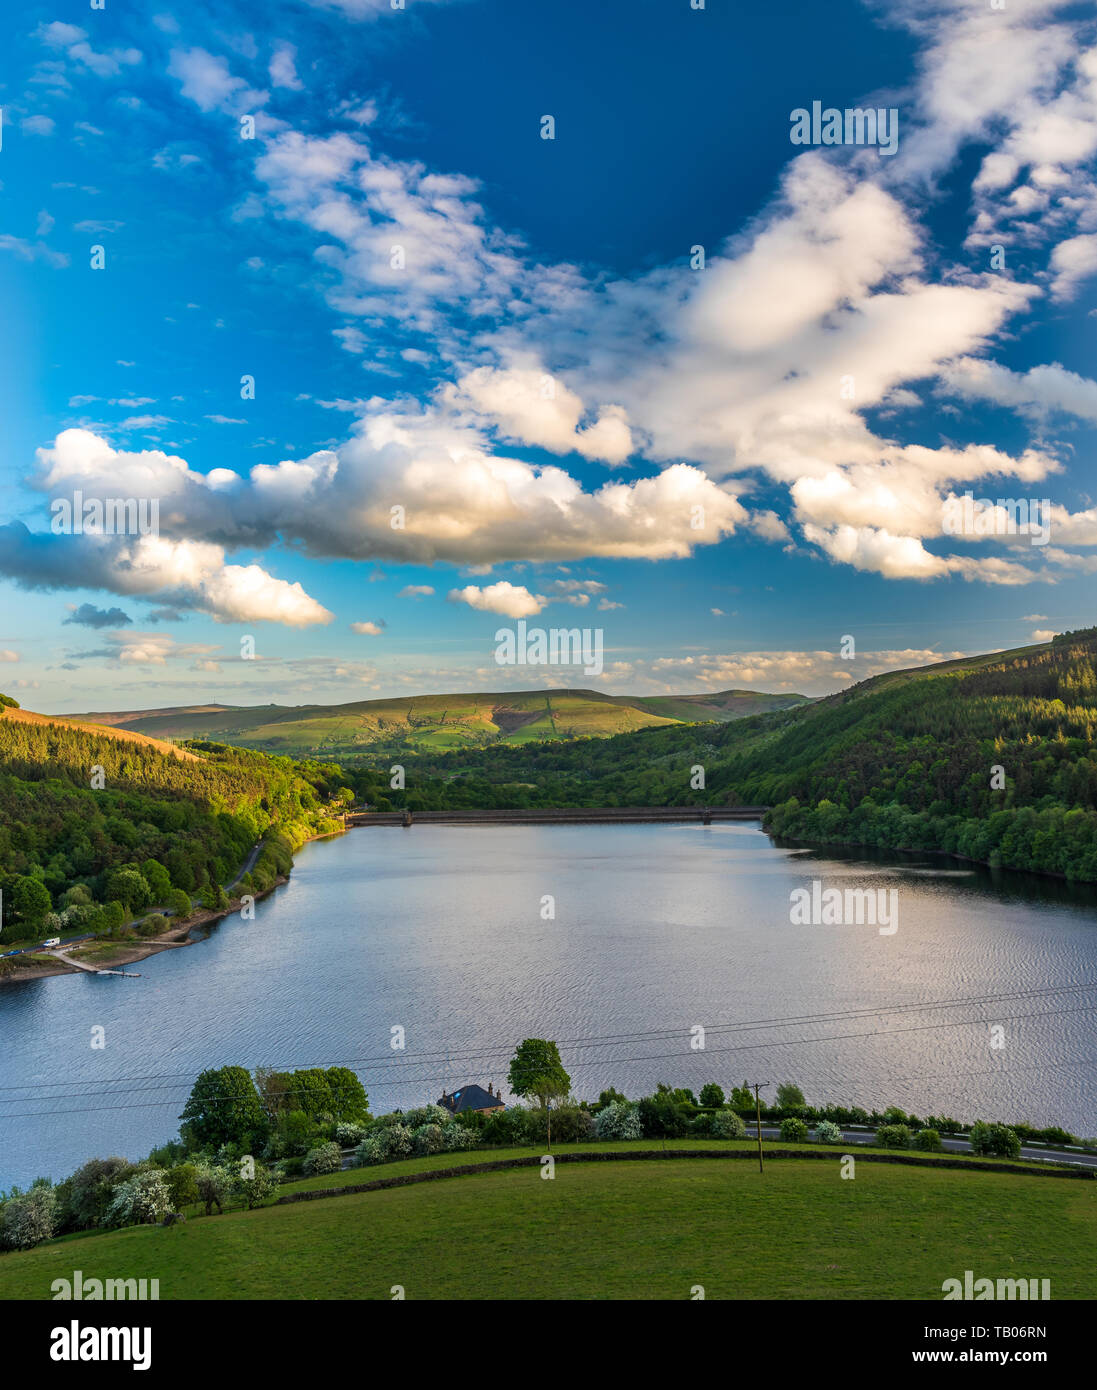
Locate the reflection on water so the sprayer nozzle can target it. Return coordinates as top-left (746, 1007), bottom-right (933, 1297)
top-left (1, 822), bottom-right (1095, 1186)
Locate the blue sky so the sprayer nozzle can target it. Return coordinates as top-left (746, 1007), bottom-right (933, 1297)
top-left (1, 0), bottom-right (1095, 713)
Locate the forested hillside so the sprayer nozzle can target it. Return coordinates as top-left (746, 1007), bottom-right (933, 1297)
top-left (356, 630), bottom-right (1097, 880)
top-left (0, 703), bottom-right (353, 946)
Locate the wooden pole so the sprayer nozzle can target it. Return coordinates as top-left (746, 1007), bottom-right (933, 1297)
top-left (754, 1083), bottom-right (766, 1174)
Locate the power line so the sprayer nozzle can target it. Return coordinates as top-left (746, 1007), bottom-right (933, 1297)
top-left (1, 979), bottom-right (1093, 1099)
top-left (1, 1002), bottom-right (1095, 1119)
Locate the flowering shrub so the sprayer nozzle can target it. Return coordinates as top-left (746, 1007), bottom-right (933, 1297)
top-left (594, 1101), bottom-right (642, 1141)
top-left (814, 1120), bottom-right (842, 1144)
top-left (413, 1123), bottom-right (447, 1156)
top-left (0, 1184), bottom-right (58, 1250)
top-left (302, 1142), bottom-right (342, 1177)
top-left (104, 1170), bottom-right (172, 1227)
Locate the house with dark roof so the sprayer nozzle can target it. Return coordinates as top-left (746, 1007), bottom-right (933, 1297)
top-left (438, 1083), bottom-right (506, 1116)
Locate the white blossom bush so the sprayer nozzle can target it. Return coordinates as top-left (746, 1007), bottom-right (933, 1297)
top-left (303, 1142), bottom-right (342, 1176)
top-left (354, 1122), bottom-right (414, 1167)
top-left (104, 1170), bottom-right (172, 1227)
top-left (334, 1122), bottom-right (369, 1147)
top-left (711, 1109), bottom-right (747, 1140)
top-left (413, 1123), bottom-right (447, 1156)
top-left (814, 1120), bottom-right (842, 1144)
top-left (443, 1125), bottom-right (478, 1153)
top-left (354, 1134), bottom-right (386, 1166)
top-left (1, 1184), bottom-right (58, 1250)
top-left (594, 1101), bottom-right (642, 1141)
top-left (400, 1105), bottom-right (451, 1129)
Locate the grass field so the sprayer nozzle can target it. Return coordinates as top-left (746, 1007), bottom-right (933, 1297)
top-left (2, 1145), bottom-right (1092, 1301)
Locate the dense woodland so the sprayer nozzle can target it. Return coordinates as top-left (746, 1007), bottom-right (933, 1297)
top-left (346, 628), bottom-right (1097, 881)
top-left (0, 714), bottom-right (353, 945)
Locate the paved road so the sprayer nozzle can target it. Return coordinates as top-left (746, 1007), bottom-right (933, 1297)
top-left (749, 1124), bottom-right (1097, 1170)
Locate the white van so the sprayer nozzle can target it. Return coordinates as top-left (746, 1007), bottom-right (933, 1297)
top-left (42, 937), bottom-right (61, 949)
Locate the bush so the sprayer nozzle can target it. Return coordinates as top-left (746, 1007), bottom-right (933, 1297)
top-left (104, 1171), bottom-right (172, 1227)
top-left (875, 1124), bottom-right (912, 1149)
top-left (814, 1120), bottom-right (842, 1144)
top-left (969, 1122), bottom-right (1021, 1159)
top-left (136, 913), bottom-right (168, 938)
top-left (165, 1163), bottom-right (200, 1210)
top-left (236, 1163), bottom-right (278, 1208)
top-left (913, 1128), bottom-right (943, 1152)
top-left (1, 1184), bottom-right (57, 1249)
top-left (166, 889), bottom-right (192, 920)
top-left (443, 1125), bottom-right (479, 1154)
top-left (355, 1123), bottom-right (413, 1167)
top-left (709, 1109), bottom-right (745, 1140)
top-left (698, 1083), bottom-right (725, 1109)
top-left (413, 1123), bottom-right (447, 1156)
top-left (779, 1117), bottom-right (808, 1142)
top-left (334, 1122), bottom-right (369, 1148)
top-left (302, 1142), bottom-right (343, 1177)
top-left (638, 1093), bottom-right (690, 1139)
top-left (594, 1100), bottom-right (643, 1141)
top-left (480, 1107), bottom-right (532, 1147)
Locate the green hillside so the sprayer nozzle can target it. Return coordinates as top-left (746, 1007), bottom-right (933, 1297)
top-left (364, 629), bottom-right (1097, 879)
top-left (0, 705), bottom-right (353, 952)
top-left (0, 1148), bottom-right (1090, 1300)
top-left (65, 687), bottom-right (810, 757)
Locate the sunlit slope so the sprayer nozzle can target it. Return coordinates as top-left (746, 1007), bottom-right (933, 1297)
top-left (66, 687), bottom-right (808, 755)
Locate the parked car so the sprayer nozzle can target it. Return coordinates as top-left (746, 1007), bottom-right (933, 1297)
top-left (42, 937), bottom-right (61, 949)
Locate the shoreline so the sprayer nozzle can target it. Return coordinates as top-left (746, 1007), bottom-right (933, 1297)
top-left (1, 823), bottom-right (350, 985)
top-left (0, 877), bottom-right (290, 984)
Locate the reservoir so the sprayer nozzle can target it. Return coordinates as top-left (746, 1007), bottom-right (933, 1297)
top-left (1, 821), bottom-right (1095, 1188)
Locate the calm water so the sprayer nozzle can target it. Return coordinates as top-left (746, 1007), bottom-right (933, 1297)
top-left (1, 822), bottom-right (1096, 1188)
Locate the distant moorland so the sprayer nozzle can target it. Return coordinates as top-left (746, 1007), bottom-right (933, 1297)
top-left (66, 686), bottom-right (810, 757)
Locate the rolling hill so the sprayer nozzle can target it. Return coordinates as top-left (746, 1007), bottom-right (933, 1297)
top-left (64, 687), bottom-right (810, 756)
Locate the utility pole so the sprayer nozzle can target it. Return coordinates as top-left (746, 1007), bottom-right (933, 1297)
top-left (753, 1083), bottom-right (768, 1174)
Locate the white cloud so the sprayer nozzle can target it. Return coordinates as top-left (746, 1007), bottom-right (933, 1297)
top-left (398, 584), bottom-right (434, 598)
top-left (447, 582), bottom-right (545, 618)
top-left (29, 423), bottom-right (746, 566)
top-left (1050, 233), bottom-right (1097, 301)
top-left (350, 620), bottom-right (385, 635)
top-left (446, 364), bottom-right (633, 465)
top-left (269, 43), bottom-right (303, 91)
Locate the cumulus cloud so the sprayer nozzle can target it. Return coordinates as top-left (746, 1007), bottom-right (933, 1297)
top-left (446, 364), bottom-right (633, 465)
top-left (447, 581), bottom-right (545, 618)
top-left (28, 423), bottom-right (747, 566)
top-left (398, 584), bottom-right (435, 598)
top-left (0, 522), bottom-right (332, 627)
top-left (350, 619), bottom-right (385, 634)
